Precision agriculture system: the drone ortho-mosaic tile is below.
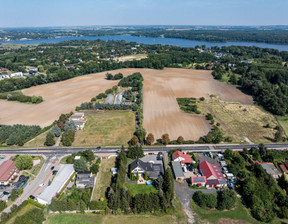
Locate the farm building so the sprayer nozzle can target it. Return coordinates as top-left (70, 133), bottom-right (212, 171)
top-left (37, 164), bottom-right (75, 205)
top-left (172, 151), bottom-right (192, 164)
top-left (199, 160), bottom-right (226, 188)
top-left (172, 161), bottom-right (185, 182)
top-left (0, 160), bottom-right (18, 186)
top-left (75, 171), bottom-right (95, 189)
top-left (260, 162), bottom-right (282, 180)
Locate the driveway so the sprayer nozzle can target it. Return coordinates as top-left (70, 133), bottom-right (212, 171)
top-left (1, 155), bottom-right (60, 215)
top-left (174, 180), bottom-right (218, 224)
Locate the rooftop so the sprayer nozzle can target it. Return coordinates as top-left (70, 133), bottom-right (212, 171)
top-left (199, 160), bottom-right (225, 180)
top-left (37, 164), bottom-right (74, 204)
top-left (0, 160), bottom-right (16, 182)
top-left (172, 161), bottom-right (184, 178)
top-left (260, 163), bottom-right (281, 177)
top-left (172, 151), bottom-right (192, 164)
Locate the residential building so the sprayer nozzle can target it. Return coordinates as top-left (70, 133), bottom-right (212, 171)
top-left (10, 72), bottom-right (23, 78)
top-left (199, 160), bottom-right (226, 188)
top-left (171, 161), bottom-right (185, 182)
top-left (191, 176), bottom-right (207, 187)
top-left (0, 74), bottom-right (9, 80)
top-left (129, 156), bottom-right (164, 179)
top-left (69, 112), bottom-right (85, 121)
top-left (37, 164), bottom-right (75, 205)
top-left (172, 151), bottom-right (192, 164)
top-left (0, 160), bottom-right (17, 186)
top-left (75, 172), bottom-right (95, 189)
top-left (69, 113), bottom-right (86, 130)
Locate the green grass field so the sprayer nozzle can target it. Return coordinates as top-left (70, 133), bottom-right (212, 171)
top-left (124, 183), bottom-right (158, 196)
top-left (47, 214), bottom-right (175, 224)
top-left (191, 197), bottom-right (259, 224)
top-left (73, 110), bottom-right (135, 146)
top-left (92, 157), bottom-right (116, 201)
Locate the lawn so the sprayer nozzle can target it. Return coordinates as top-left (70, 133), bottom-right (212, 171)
top-left (275, 115), bottom-right (288, 137)
top-left (124, 183), bottom-right (158, 196)
top-left (47, 214), bottom-right (175, 224)
top-left (191, 197), bottom-right (259, 224)
top-left (73, 110), bottom-right (135, 146)
top-left (197, 96), bottom-right (278, 143)
top-left (92, 157), bottom-right (116, 201)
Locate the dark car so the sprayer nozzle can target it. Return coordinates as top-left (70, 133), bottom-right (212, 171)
top-left (29, 195), bottom-right (35, 200)
top-left (52, 170), bottom-right (58, 175)
top-left (50, 166), bottom-right (55, 170)
top-left (96, 146), bottom-right (101, 150)
top-left (3, 191), bottom-right (10, 195)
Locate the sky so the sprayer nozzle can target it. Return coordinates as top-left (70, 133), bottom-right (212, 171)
top-left (0, 0), bottom-right (287, 27)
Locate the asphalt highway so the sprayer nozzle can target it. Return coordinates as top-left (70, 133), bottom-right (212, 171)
top-left (1, 143), bottom-right (288, 156)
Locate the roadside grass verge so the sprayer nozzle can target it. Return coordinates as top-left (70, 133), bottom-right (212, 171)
top-left (73, 111), bottom-right (135, 146)
top-left (123, 183), bottom-right (158, 196)
top-left (92, 157), bottom-right (116, 200)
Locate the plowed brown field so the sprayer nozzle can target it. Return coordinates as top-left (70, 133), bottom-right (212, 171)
top-left (0, 68), bottom-right (253, 141)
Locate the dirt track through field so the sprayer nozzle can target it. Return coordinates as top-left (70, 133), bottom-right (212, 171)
top-left (0, 68), bottom-right (252, 141)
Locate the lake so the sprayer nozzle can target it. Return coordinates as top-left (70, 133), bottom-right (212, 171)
top-left (1, 35), bottom-right (288, 51)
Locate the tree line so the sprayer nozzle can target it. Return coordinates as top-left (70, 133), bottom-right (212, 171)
top-left (0, 91), bottom-right (43, 104)
top-left (224, 146), bottom-right (288, 222)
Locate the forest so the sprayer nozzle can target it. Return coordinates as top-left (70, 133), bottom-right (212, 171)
top-left (132, 29), bottom-right (288, 44)
top-left (0, 124), bottom-right (41, 146)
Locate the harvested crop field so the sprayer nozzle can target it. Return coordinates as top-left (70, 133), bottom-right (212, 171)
top-left (0, 68), bottom-right (252, 141)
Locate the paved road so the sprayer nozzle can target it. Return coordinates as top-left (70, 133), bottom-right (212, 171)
top-left (1, 155), bottom-right (59, 214)
top-left (0, 143), bottom-right (288, 156)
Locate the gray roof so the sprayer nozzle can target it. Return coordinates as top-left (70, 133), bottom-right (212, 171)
top-left (261, 163), bottom-right (281, 177)
top-left (129, 158), bottom-right (163, 178)
top-left (140, 155), bottom-right (163, 164)
top-left (172, 161), bottom-right (184, 179)
top-left (37, 164), bottom-right (74, 204)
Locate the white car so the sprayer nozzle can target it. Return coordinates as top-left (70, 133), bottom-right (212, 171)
top-left (39, 183), bottom-right (45, 187)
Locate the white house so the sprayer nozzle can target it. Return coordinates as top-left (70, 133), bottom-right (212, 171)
top-left (10, 72), bottom-right (23, 78)
top-left (0, 74), bottom-right (9, 80)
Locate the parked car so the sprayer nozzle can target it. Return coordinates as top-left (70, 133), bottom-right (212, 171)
top-left (29, 195), bottom-right (35, 200)
top-left (39, 183), bottom-right (45, 187)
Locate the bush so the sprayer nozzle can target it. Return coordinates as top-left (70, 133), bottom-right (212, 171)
top-left (16, 155), bottom-right (33, 170)
top-left (217, 189), bottom-right (237, 210)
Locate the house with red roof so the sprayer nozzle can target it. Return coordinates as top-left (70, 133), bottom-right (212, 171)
top-left (0, 160), bottom-right (18, 185)
top-left (191, 176), bottom-right (207, 187)
top-left (199, 160), bottom-right (226, 188)
top-left (172, 151), bottom-right (192, 164)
